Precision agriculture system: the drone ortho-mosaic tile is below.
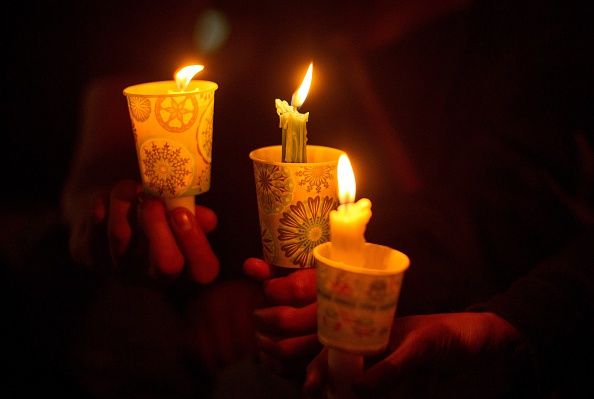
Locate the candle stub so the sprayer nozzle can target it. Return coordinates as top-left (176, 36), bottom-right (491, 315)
top-left (276, 99), bottom-right (309, 163)
top-left (329, 198), bottom-right (372, 268)
top-left (277, 62), bottom-right (313, 163)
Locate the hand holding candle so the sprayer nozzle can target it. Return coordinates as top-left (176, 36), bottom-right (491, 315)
top-left (251, 62), bottom-right (343, 269)
top-left (313, 154), bottom-right (410, 399)
top-left (123, 65), bottom-right (218, 213)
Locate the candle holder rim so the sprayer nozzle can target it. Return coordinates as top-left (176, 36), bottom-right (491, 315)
top-left (123, 80), bottom-right (218, 96)
top-left (313, 241), bottom-right (410, 276)
top-left (249, 144), bottom-right (345, 166)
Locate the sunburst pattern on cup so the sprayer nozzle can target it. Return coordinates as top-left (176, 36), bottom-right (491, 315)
top-left (254, 163), bottom-right (293, 214)
top-left (295, 164), bottom-right (335, 193)
top-left (278, 196), bottom-right (336, 267)
top-left (127, 96), bottom-right (152, 122)
top-left (141, 140), bottom-right (193, 197)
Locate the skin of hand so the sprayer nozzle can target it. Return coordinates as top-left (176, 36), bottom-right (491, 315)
top-left (304, 312), bottom-right (530, 398)
top-left (70, 178), bottom-right (220, 284)
top-left (184, 278), bottom-right (264, 376)
top-left (61, 77), bottom-right (218, 283)
top-left (243, 257), bottom-right (321, 376)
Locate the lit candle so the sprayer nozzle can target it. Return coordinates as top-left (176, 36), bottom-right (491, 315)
top-left (276, 62), bottom-right (313, 163)
top-left (330, 154), bottom-right (372, 267)
top-left (123, 65), bottom-right (218, 213)
top-left (325, 153), bottom-right (372, 399)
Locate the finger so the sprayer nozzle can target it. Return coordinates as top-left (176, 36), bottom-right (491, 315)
top-left (254, 303), bottom-right (317, 336)
top-left (69, 219), bottom-right (93, 266)
top-left (243, 257), bottom-right (274, 281)
top-left (169, 207), bottom-right (220, 284)
top-left (263, 268), bottom-right (317, 306)
top-left (355, 332), bottom-right (427, 392)
top-left (194, 205), bottom-right (217, 233)
top-left (90, 189), bottom-right (110, 223)
top-left (304, 347), bottom-right (329, 396)
top-left (108, 180), bottom-right (141, 261)
top-left (139, 196), bottom-right (184, 276)
top-left (256, 333), bottom-right (321, 360)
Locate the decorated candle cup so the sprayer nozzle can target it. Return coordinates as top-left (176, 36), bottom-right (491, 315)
top-left (123, 80), bottom-right (217, 211)
top-left (249, 145), bottom-right (343, 269)
top-left (313, 242), bottom-right (410, 354)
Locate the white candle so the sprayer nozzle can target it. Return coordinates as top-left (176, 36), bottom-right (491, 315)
top-left (276, 62), bottom-right (313, 163)
top-left (330, 154), bottom-right (372, 267)
top-left (326, 153), bottom-right (372, 399)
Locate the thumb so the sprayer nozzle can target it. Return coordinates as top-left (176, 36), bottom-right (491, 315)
top-left (303, 347), bottom-right (329, 396)
top-left (355, 333), bottom-right (428, 394)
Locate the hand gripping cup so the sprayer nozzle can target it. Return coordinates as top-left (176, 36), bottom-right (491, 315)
top-left (313, 242), bottom-right (410, 354)
top-left (249, 145), bottom-right (343, 269)
top-left (123, 80), bottom-right (217, 212)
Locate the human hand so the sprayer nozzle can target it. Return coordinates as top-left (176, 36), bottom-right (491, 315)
top-left (243, 258), bottom-right (321, 376)
top-left (184, 279), bottom-right (264, 375)
top-left (68, 179), bottom-right (219, 283)
top-left (305, 312), bottom-right (529, 398)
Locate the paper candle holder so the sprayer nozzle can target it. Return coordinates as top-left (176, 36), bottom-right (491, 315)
top-left (123, 80), bottom-right (218, 208)
top-left (249, 145), bottom-right (343, 269)
top-left (313, 242), bottom-right (410, 354)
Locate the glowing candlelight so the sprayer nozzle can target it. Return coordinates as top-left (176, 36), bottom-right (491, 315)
top-left (291, 62), bottom-right (313, 108)
top-left (330, 154), bottom-right (372, 267)
top-left (276, 62), bottom-right (313, 163)
top-left (123, 65), bottom-right (217, 213)
top-left (175, 64), bottom-right (204, 91)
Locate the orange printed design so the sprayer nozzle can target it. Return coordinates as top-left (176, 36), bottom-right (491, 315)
top-left (296, 165), bottom-right (335, 193)
top-left (278, 196), bottom-right (336, 268)
top-left (352, 318), bottom-right (376, 338)
top-left (197, 99), bottom-right (214, 163)
top-left (322, 307), bottom-right (341, 331)
top-left (260, 226), bottom-right (277, 264)
top-left (128, 96), bottom-right (151, 122)
top-left (155, 95), bottom-right (199, 132)
top-left (254, 163), bottom-right (293, 214)
top-left (330, 273), bottom-right (354, 297)
top-left (367, 280), bottom-right (388, 303)
top-left (141, 140), bottom-right (193, 197)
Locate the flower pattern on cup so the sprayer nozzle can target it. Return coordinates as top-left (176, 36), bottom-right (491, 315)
top-left (254, 163), bottom-right (293, 214)
top-left (141, 140), bottom-right (193, 197)
top-left (260, 225), bottom-right (278, 265)
top-left (296, 165), bottom-right (335, 193)
top-left (155, 95), bottom-right (199, 133)
top-left (278, 196), bottom-right (336, 268)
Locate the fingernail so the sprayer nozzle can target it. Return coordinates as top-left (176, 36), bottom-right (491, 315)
top-left (171, 208), bottom-right (193, 231)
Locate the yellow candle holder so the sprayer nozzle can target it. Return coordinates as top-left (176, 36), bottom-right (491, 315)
top-left (313, 242), bottom-right (410, 354)
top-left (249, 145), bottom-right (343, 269)
top-left (123, 80), bottom-right (218, 211)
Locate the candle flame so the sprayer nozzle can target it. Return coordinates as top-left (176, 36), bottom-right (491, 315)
top-left (337, 154), bottom-right (356, 204)
top-left (291, 62), bottom-right (313, 108)
top-left (175, 64), bottom-right (205, 91)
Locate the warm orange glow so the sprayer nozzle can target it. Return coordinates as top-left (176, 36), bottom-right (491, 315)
top-left (175, 64), bottom-right (205, 91)
top-left (291, 62), bottom-right (313, 108)
top-left (337, 154), bottom-right (356, 204)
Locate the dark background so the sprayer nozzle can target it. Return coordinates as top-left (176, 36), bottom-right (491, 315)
top-left (2, 1), bottom-right (593, 398)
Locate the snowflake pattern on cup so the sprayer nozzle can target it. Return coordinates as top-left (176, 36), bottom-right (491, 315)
top-left (278, 196), bottom-right (336, 268)
top-left (254, 163), bottom-right (294, 214)
top-left (140, 139), bottom-right (194, 197)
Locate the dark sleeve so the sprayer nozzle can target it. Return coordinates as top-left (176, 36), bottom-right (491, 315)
top-left (470, 228), bottom-right (594, 393)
